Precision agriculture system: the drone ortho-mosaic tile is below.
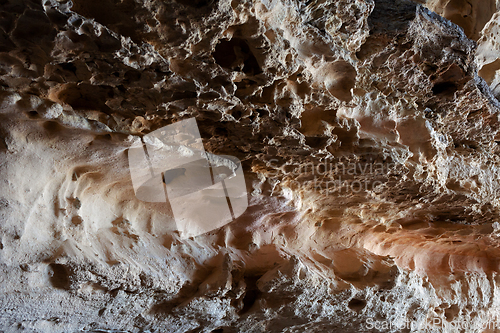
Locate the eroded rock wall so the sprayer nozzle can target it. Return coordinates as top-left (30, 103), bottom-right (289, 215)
top-left (2, 0), bottom-right (500, 332)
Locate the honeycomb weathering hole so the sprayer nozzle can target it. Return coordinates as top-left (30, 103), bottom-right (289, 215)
top-left (213, 38), bottom-right (262, 75)
top-left (48, 264), bottom-right (71, 290)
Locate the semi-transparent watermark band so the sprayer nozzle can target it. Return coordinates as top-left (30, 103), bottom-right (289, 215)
top-left (128, 118), bottom-right (248, 238)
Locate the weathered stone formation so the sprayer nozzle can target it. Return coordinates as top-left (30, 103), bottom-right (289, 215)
top-left (2, 0), bottom-right (500, 331)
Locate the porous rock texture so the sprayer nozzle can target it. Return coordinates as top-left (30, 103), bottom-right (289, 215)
top-left (3, 0), bottom-right (500, 332)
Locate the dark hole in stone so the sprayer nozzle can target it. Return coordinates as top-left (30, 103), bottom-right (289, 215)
top-left (256, 109), bottom-right (267, 117)
top-left (215, 126), bottom-right (228, 136)
top-left (432, 82), bottom-right (457, 95)
top-left (305, 136), bottom-right (329, 148)
top-left (170, 90), bottom-right (197, 101)
top-left (239, 275), bottom-right (262, 315)
top-left (0, 11), bottom-right (14, 34)
top-left (231, 109), bottom-right (242, 119)
top-left (71, 0), bottom-right (143, 44)
top-left (348, 298), bottom-right (367, 312)
top-left (211, 329), bottom-right (224, 333)
top-left (60, 62), bottom-right (77, 73)
top-left (27, 110), bottom-right (39, 118)
top-left (454, 140), bottom-right (478, 149)
top-left (240, 288), bottom-right (259, 315)
top-left (12, 9), bottom-right (53, 42)
top-left (243, 54), bottom-right (262, 75)
top-left (45, 8), bottom-right (68, 25)
top-left (213, 40), bottom-right (238, 68)
top-left (55, 83), bottom-right (113, 111)
top-left (213, 38), bottom-right (261, 75)
top-left (48, 263), bottom-right (70, 289)
top-left (0, 34), bottom-right (15, 53)
top-left (71, 216), bottom-right (83, 226)
top-left (125, 70), bottom-right (141, 83)
top-left (180, 0), bottom-right (213, 8)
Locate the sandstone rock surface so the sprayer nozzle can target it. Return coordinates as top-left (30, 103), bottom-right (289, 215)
top-left (2, 0), bottom-right (500, 332)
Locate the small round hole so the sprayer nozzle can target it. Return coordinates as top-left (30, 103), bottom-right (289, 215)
top-left (27, 111), bottom-right (39, 118)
